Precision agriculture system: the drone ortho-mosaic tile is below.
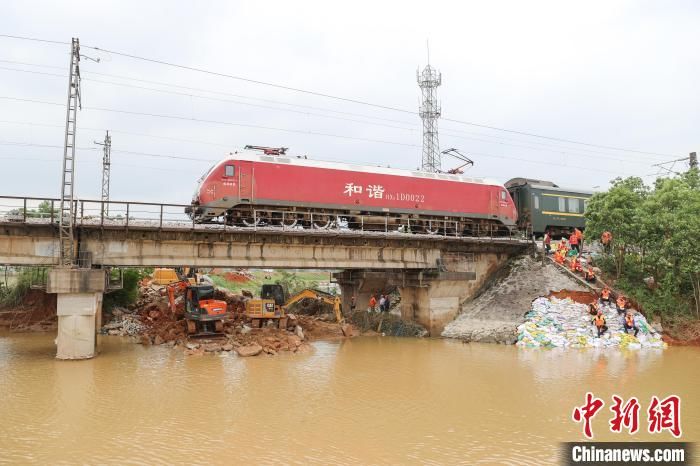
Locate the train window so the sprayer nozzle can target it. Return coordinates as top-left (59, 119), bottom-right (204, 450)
top-left (225, 165), bottom-right (235, 177)
top-left (558, 197), bottom-right (566, 212)
top-left (500, 190), bottom-right (507, 201)
top-left (568, 198), bottom-right (580, 213)
top-left (533, 195), bottom-right (540, 210)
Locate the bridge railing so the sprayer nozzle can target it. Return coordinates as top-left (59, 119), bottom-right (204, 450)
top-left (0, 196), bottom-right (533, 241)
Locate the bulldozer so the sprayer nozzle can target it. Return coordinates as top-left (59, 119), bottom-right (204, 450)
top-left (166, 277), bottom-right (227, 337)
top-left (245, 284), bottom-right (343, 328)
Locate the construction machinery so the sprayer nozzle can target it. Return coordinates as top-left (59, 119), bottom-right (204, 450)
top-left (245, 285), bottom-right (343, 328)
top-left (166, 277), bottom-right (227, 337)
top-left (154, 267), bottom-right (201, 285)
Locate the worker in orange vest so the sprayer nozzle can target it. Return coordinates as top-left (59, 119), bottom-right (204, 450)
top-left (573, 228), bottom-right (583, 253)
top-left (569, 231), bottom-right (580, 254)
top-left (585, 266), bottom-right (596, 282)
top-left (592, 310), bottom-right (608, 338)
top-left (601, 231), bottom-right (612, 254)
top-left (624, 311), bottom-right (639, 337)
top-left (559, 237), bottom-right (568, 252)
top-left (616, 295), bottom-right (627, 315)
top-left (588, 301), bottom-right (600, 316)
top-left (600, 287), bottom-right (612, 305)
top-left (570, 256), bottom-right (583, 273)
top-left (554, 250), bottom-right (565, 264)
top-left (368, 295), bottom-right (377, 312)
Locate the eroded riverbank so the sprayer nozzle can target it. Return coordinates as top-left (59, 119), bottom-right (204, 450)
top-left (1, 332), bottom-right (697, 464)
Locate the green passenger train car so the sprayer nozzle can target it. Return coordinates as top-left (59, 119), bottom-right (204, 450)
top-left (505, 178), bottom-right (592, 236)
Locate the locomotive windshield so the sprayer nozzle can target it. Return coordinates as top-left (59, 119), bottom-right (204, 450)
top-left (192, 164), bottom-right (215, 201)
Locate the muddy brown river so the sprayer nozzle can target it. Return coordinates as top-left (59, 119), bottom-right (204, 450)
top-left (0, 333), bottom-right (698, 464)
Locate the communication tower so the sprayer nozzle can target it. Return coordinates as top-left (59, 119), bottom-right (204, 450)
top-left (95, 130), bottom-right (112, 216)
top-left (417, 58), bottom-right (442, 173)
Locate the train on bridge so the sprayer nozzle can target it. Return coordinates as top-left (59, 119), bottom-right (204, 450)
top-left (187, 149), bottom-right (518, 235)
top-left (187, 148), bottom-right (592, 236)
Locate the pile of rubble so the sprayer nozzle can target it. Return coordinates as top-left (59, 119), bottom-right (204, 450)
top-left (101, 308), bottom-right (145, 336)
top-left (100, 279), bottom-right (355, 356)
top-left (517, 296), bottom-right (666, 349)
top-left (182, 324), bottom-right (310, 357)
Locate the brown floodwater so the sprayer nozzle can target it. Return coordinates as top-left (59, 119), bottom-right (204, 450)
top-left (0, 333), bottom-right (698, 465)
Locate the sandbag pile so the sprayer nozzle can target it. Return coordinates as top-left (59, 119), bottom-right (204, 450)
top-left (517, 297), bottom-right (666, 349)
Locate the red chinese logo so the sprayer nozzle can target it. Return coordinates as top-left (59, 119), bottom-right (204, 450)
top-left (609, 395), bottom-right (640, 434)
top-left (572, 392), bottom-right (605, 439)
top-left (572, 393), bottom-right (682, 438)
top-left (648, 395), bottom-right (682, 438)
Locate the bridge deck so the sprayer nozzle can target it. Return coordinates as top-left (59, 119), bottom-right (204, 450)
top-left (0, 196), bottom-right (531, 268)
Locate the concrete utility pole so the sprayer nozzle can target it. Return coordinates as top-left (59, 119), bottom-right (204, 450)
top-left (417, 44), bottom-right (442, 173)
top-left (94, 131), bottom-right (112, 216)
top-left (58, 38), bottom-right (82, 267)
top-left (690, 152), bottom-right (698, 169)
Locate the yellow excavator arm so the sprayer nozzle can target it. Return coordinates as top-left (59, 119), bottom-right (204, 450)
top-left (284, 289), bottom-right (343, 324)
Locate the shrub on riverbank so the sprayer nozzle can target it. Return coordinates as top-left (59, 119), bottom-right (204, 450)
top-left (103, 269), bottom-right (149, 310)
top-left (0, 268), bottom-right (36, 307)
top-left (585, 171), bottom-right (700, 324)
top-left (348, 310), bottom-right (427, 337)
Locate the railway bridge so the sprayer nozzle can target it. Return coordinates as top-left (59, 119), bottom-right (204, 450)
top-left (0, 196), bottom-right (532, 358)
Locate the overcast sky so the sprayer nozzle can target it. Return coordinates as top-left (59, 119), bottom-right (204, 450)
top-left (1, 0), bottom-right (698, 205)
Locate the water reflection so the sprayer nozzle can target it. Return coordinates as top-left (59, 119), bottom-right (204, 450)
top-left (0, 333), bottom-right (697, 464)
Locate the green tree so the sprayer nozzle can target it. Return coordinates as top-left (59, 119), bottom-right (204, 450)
top-left (585, 170), bottom-right (700, 320)
top-left (585, 177), bottom-right (648, 277)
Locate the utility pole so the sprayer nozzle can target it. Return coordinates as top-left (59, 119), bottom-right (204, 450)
top-left (58, 38), bottom-right (82, 267)
top-left (95, 131), bottom-right (112, 216)
top-left (417, 44), bottom-right (442, 173)
top-left (652, 152), bottom-right (699, 176)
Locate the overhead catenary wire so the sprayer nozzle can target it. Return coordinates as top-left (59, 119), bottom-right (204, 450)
top-left (0, 34), bottom-right (68, 46)
top-left (0, 98), bottom-right (671, 178)
top-left (0, 33), bottom-right (684, 159)
top-left (0, 138), bottom-right (658, 179)
top-left (0, 73), bottom-right (670, 167)
top-left (0, 64), bottom-right (419, 130)
top-left (0, 96), bottom-right (420, 148)
top-left (79, 42), bottom-right (681, 158)
top-left (0, 62), bottom-right (675, 163)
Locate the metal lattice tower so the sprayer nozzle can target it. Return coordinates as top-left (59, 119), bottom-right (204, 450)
top-left (95, 131), bottom-right (112, 216)
top-left (417, 63), bottom-right (442, 172)
top-left (59, 38), bottom-right (82, 267)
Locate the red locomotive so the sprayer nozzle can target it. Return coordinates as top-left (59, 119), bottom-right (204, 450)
top-left (188, 148), bottom-right (518, 235)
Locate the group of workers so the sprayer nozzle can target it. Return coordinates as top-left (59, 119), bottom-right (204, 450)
top-left (545, 228), bottom-right (597, 283)
top-left (368, 293), bottom-right (392, 313)
top-left (544, 229), bottom-right (638, 339)
top-left (589, 287), bottom-right (639, 338)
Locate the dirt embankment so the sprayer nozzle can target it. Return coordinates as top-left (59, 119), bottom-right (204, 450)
top-left (0, 289), bottom-right (57, 331)
top-left (441, 255), bottom-right (587, 344)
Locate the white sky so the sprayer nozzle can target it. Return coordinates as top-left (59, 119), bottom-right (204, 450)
top-left (1, 0), bottom-right (698, 204)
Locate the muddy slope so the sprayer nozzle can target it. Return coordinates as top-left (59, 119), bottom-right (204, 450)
top-left (441, 255), bottom-right (587, 343)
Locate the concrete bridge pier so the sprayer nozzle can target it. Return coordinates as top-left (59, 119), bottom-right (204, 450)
top-left (47, 269), bottom-right (106, 360)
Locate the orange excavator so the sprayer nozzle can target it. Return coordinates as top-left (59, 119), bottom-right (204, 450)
top-left (166, 276), bottom-right (227, 337)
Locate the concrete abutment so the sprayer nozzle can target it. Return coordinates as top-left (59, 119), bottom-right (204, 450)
top-left (335, 252), bottom-right (510, 335)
